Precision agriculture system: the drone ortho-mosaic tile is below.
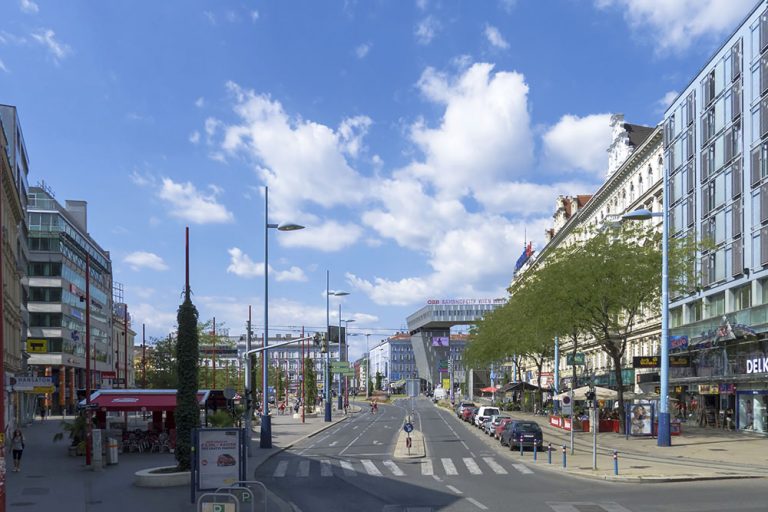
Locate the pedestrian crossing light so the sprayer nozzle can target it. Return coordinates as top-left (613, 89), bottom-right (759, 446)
top-left (320, 333), bottom-right (329, 353)
top-left (313, 332), bottom-right (322, 346)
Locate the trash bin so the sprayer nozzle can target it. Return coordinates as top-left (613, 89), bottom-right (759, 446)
top-left (106, 437), bottom-right (119, 465)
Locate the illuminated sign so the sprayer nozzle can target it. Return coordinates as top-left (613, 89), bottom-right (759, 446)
top-left (426, 298), bottom-right (506, 305)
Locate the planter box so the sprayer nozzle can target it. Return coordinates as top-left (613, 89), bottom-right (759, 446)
top-left (134, 466), bottom-right (190, 488)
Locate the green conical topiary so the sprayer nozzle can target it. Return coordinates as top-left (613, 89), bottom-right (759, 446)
top-left (175, 294), bottom-right (199, 471)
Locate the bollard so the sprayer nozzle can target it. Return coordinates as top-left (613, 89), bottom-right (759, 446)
top-left (613, 450), bottom-right (618, 475)
top-left (519, 438), bottom-right (524, 456)
top-left (533, 442), bottom-right (538, 461)
top-left (562, 444), bottom-right (567, 469)
top-left (547, 443), bottom-right (552, 464)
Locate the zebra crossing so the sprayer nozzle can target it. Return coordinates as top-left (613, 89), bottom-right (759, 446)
top-left (270, 456), bottom-right (532, 479)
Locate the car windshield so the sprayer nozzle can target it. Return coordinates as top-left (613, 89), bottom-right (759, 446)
top-left (485, 409), bottom-right (499, 416)
top-left (515, 423), bottom-right (541, 432)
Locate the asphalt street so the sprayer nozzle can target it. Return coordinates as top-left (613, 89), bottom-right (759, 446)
top-left (255, 398), bottom-right (768, 512)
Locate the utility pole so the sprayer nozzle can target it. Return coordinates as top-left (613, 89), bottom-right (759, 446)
top-left (212, 317), bottom-right (216, 389)
top-left (244, 306), bottom-right (253, 457)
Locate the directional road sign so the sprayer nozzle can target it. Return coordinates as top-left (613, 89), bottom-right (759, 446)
top-left (403, 422), bottom-right (414, 433)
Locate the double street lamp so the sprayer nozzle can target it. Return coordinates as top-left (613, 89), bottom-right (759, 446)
top-left (622, 207), bottom-right (670, 447)
top-left (339, 317), bottom-right (354, 410)
top-left (261, 186), bottom-right (304, 449)
top-left (325, 271), bottom-right (348, 422)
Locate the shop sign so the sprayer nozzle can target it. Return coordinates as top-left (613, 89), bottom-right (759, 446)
top-left (567, 353), bottom-right (585, 366)
top-left (670, 335), bottom-right (688, 350)
top-left (669, 356), bottom-right (691, 367)
top-left (745, 356), bottom-right (768, 374)
top-left (698, 384), bottom-right (720, 395)
top-left (633, 356), bottom-right (659, 368)
top-left (13, 376), bottom-right (54, 391)
top-left (26, 339), bottom-right (48, 353)
top-left (719, 383), bottom-right (735, 394)
top-left (654, 385), bottom-right (687, 394)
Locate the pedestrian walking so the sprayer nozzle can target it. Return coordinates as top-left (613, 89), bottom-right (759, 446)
top-left (11, 429), bottom-right (25, 472)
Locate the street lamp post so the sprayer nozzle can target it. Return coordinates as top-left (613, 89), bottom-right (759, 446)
top-left (261, 186), bottom-right (304, 449)
top-left (365, 334), bottom-right (371, 400)
top-left (622, 207), bottom-right (670, 447)
top-left (324, 272), bottom-right (348, 422)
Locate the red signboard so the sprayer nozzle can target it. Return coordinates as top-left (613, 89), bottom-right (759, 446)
top-left (102, 371), bottom-right (116, 378)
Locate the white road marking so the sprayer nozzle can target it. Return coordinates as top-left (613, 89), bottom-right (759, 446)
top-left (383, 460), bottom-right (405, 476)
top-left (274, 460), bottom-right (289, 477)
top-left (329, 441), bottom-right (338, 447)
top-left (432, 474), bottom-right (442, 482)
top-left (463, 457), bottom-right (482, 475)
top-left (483, 457), bottom-right (507, 475)
top-left (297, 460), bottom-right (310, 477)
top-left (547, 503), bottom-right (632, 512)
top-left (373, 440), bottom-right (382, 445)
top-left (441, 458), bottom-right (458, 476)
top-left (320, 459), bottom-right (333, 477)
top-left (446, 485), bottom-right (463, 494)
top-left (340, 460), bottom-right (356, 476)
top-left (466, 497), bottom-right (489, 510)
top-left (421, 458), bottom-right (434, 476)
top-left (460, 441), bottom-right (470, 450)
top-left (361, 459), bottom-right (383, 476)
top-left (513, 463), bottom-right (533, 475)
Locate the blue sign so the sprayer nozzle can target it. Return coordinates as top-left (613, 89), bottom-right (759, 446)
top-left (403, 422), bottom-right (413, 433)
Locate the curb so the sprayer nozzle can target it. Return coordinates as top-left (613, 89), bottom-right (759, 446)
top-left (393, 429), bottom-right (426, 459)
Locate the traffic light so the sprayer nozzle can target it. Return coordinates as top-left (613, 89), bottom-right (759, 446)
top-left (320, 333), bottom-right (329, 353)
top-left (313, 332), bottom-right (322, 346)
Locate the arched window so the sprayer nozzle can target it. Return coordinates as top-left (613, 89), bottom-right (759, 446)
top-left (648, 164), bottom-right (653, 185)
top-left (629, 182), bottom-right (635, 202)
top-left (638, 174), bottom-right (644, 194)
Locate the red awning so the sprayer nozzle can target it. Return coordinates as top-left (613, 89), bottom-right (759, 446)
top-left (84, 390), bottom-right (210, 412)
top-left (480, 387), bottom-right (498, 393)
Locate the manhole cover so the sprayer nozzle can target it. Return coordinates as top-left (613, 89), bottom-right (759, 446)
top-left (21, 488), bottom-right (49, 496)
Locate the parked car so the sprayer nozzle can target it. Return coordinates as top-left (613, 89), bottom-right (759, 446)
top-left (487, 415), bottom-right (510, 436)
top-left (494, 417), bottom-right (513, 440)
top-left (500, 421), bottom-right (543, 449)
top-left (466, 407), bottom-right (480, 424)
top-left (456, 402), bottom-right (476, 418)
top-left (474, 407), bottom-right (500, 428)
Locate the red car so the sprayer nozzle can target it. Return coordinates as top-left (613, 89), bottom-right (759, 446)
top-left (495, 418), bottom-right (513, 440)
top-left (462, 407), bottom-right (476, 422)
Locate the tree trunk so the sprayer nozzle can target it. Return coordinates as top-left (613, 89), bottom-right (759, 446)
top-left (612, 352), bottom-right (626, 434)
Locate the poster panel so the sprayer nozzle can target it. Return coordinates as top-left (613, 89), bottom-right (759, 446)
top-left (630, 402), bottom-right (653, 436)
top-left (197, 429), bottom-right (243, 490)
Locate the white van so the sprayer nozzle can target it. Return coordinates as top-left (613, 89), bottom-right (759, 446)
top-left (433, 387), bottom-right (447, 400)
top-left (474, 406), bottom-right (500, 427)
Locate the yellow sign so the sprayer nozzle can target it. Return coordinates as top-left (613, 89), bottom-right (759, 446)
top-left (0, 433), bottom-right (4, 445)
top-left (33, 386), bottom-right (55, 394)
top-left (26, 339), bottom-right (48, 353)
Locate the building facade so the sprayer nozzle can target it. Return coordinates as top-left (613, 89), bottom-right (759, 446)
top-left (26, 185), bottom-right (114, 414)
top-left (664, 1), bottom-right (768, 433)
top-left (0, 105), bottom-right (29, 427)
top-left (513, 116), bottom-right (663, 396)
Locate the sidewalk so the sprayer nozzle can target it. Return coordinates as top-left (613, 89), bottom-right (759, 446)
top-left (6, 408), bottom-right (352, 511)
top-left (495, 409), bottom-right (768, 482)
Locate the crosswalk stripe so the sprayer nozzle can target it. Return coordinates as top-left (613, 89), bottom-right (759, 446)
top-left (297, 460), bottom-right (310, 477)
top-left (463, 457), bottom-right (482, 475)
top-left (421, 458), bottom-right (434, 476)
top-left (441, 458), bottom-right (458, 476)
top-left (320, 459), bottom-right (333, 477)
top-left (513, 463), bottom-right (533, 475)
top-left (383, 460), bottom-right (405, 476)
top-left (340, 460), bottom-right (356, 476)
top-left (483, 457), bottom-right (508, 475)
top-left (361, 459), bottom-right (383, 476)
top-left (274, 460), bottom-right (288, 478)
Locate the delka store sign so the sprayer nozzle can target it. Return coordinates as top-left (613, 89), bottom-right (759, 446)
top-left (746, 356), bottom-right (768, 374)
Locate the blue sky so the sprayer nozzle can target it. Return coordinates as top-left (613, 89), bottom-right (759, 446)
top-left (0, 0), bottom-right (758, 360)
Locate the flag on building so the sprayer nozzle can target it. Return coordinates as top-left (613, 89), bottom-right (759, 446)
top-left (514, 242), bottom-right (534, 273)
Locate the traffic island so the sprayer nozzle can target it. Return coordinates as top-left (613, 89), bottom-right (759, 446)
top-left (393, 429), bottom-right (425, 459)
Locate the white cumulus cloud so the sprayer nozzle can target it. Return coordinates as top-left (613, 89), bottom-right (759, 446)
top-left (595, 0), bottom-right (755, 53)
top-left (0, 59), bottom-right (8, 73)
top-left (415, 16), bottom-right (439, 44)
top-left (157, 178), bottom-right (234, 224)
top-left (484, 24), bottom-right (509, 49)
top-left (124, 251), bottom-right (169, 271)
top-left (658, 90), bottom-right (678, 110)
top-left (19, 0), bottom-right (38, 14)
top-left (355, 43), bottom-right (371, 59)
top-left (31, 29), bottom-right (71, 63)
top-left (226, 248), bottom-right (307, 281)
top-left (542, 113), bottom-right (613, 176)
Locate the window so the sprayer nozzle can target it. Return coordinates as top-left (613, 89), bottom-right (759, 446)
top-left (30, 287), bottom-right (62, 302)
top-left (29, 312), bottom-right (62, 327)
top-left (733, 284), bottom-right (752, 310)
top-left (708, 292), bottom-right (725, 318)
top-left (28, 261), bottom-right (62, 277)
top-left (689, 301), bottom-right (703, 322)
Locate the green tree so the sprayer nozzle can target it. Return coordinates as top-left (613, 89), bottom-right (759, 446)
top-left (303, 357), bottom-right (317, 413)
top-left (274, 365), bottom-right (285, 403)
top-left (146, 335), bottom-right (178, 389)
top-left (175, 292), bottom-right (200, 471)
top-left (375, 371), bottom-right (383, 391)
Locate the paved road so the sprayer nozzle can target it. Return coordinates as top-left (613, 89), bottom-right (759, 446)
top-left (257, 398), bottom-right (767, 512)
